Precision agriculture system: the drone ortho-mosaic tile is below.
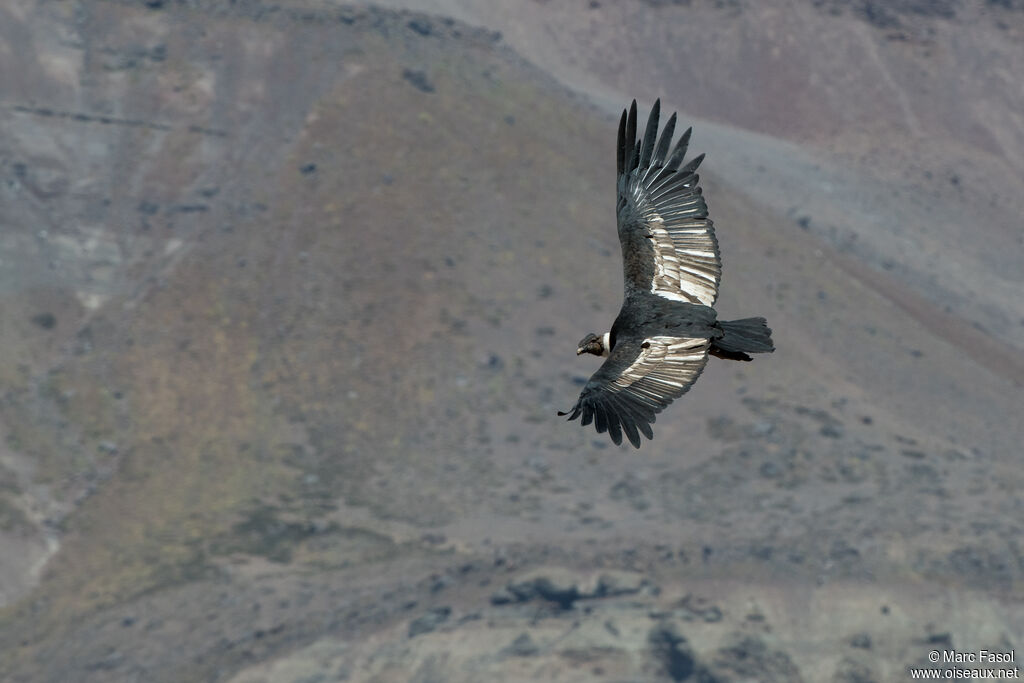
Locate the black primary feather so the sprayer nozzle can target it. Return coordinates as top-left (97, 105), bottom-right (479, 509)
top-left (638, 98), bottom-right (660, 170)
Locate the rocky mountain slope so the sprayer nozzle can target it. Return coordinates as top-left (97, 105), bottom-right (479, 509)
top-left (0, 1), bottom-right (1021, 681)
top-left (378, 0), bottom-right (1024, 356)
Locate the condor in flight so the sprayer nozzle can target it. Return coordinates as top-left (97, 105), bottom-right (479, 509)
top-left (559, 100), bottom-right (774, 448)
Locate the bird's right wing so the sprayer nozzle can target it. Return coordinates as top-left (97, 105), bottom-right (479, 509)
top-left (617, 100), bottom-right (722, 307)
top-left (559, 335), bottom-right (710, 448)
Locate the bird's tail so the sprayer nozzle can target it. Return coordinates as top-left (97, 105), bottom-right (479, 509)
top-left (711, 317), bottom-right (774, 361)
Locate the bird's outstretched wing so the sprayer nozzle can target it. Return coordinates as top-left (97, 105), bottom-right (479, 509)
top-left (617, 99), bottom-right (721, 307)
top-left (559, 335), bottom-right (710, 448)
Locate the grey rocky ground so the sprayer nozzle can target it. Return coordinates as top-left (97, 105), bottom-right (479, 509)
top-left (0, 1), bottom-right (1021, 681)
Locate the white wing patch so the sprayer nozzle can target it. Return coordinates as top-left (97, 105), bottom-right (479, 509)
top-left (609, 335), bottom-right (710, 399)
top-left (629, 180), bottom-right (721, 307)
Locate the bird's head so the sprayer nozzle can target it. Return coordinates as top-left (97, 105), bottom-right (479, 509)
top-left (576, 332), bottom-right (611, 357)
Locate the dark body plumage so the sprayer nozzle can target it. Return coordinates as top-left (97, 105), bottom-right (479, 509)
top-left (560, 100), bottom-right (774, 448)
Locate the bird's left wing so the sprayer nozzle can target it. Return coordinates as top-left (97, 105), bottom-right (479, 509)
top-left (559, 335), bottom-right (710, 448)
top-left (617, 100), bottom-right (722, 307)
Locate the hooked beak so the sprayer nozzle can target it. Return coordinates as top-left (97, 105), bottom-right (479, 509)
top-left (576, 347), bottom-right (585, 355)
